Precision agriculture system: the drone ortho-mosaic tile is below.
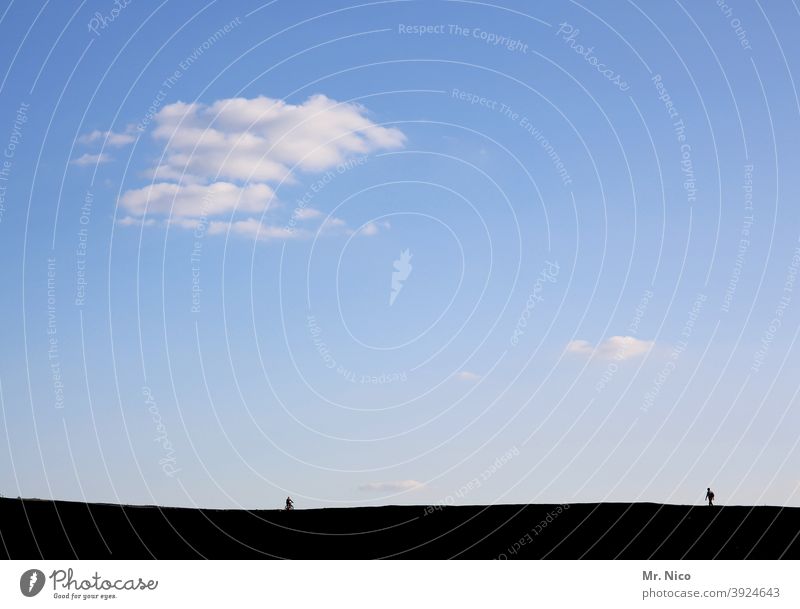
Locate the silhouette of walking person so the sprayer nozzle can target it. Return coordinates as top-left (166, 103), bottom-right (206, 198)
top-left (705, 487), bottom-right (715, 506)
top-left (285, 496), bottom-right (294, 511)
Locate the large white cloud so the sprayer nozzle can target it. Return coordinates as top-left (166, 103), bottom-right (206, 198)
top-left (148, 94), bottom-right (405, 184)
top-left (118, 94), bottom-right (404, 238)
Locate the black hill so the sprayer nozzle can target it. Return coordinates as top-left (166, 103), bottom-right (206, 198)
top-left (1, 498), bottom-right (798, 559)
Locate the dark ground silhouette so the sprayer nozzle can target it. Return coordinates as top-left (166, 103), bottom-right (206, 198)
top-left (1, 498), bottom-right (798, 559)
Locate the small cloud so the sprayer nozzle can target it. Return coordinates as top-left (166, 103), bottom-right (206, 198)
top-left (292, 207), bottom-right (323, 221)
top-left (565, 339), bottom-right (593, 356)
top-left (358, 480), bottom-right (425, 492)
top-left (601, 336), bottom-right (654, 359)
top-left (565, 336), bottom-right (654, 360)
top-left (455, 370), bottom-right (481, 382)
top-left (358, 220), bottom-right (390, 237)
top-left (78, 128), bottom-right (136, 148)
top-left (319, 216), bottom-right (350, 234)
top-left (72, 152), bottom-right (112, 166)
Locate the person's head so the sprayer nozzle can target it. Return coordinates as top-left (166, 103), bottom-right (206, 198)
top-left (707, 487), bottom-right (710, 491)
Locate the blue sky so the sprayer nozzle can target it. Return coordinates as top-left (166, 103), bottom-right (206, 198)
top-left (1, 0), bottom-right (800, 509)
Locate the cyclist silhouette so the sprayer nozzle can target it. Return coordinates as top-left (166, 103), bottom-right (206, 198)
top-left (285, 496), bottom-right (294, 511)
top-left (705, 488), bottom-right (715, 506)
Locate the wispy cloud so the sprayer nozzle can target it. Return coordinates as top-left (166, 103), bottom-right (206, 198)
top-left (455, 370), bottom-right (481, 382)
top-left (207, 218), bottom-right (309, 241)
top-left (291, 207), bottom-right (323, 221)
top-left (318, 216), bottom-right (349, 234)
top-left (117, 216), bottom-right (157, 227)
top-left (116, 215), bottom-right (309, 241)
top-left (358, 220), bottom-right (390, 237)
top-left (72, 152), bottom-right (113, 166)
top-left (78, 128), bottom-right (136, 148)
top-left (565, 336), bottom-right (654, 360)
top-left (358, 480), bottom-right (425, 492)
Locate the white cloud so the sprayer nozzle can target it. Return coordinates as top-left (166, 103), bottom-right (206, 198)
top-left (292, 207), bottom-right (323, 221)
top-left (119, 94), bottom-right (405, 239)
top-left (72, 152), bottom-right (113, 166)
top-left (358, 220), bottom-right (390, 236)
top-left (564, 339), bottom-right (593, 356)
top-left (565, 336), bottom-right (654, 360)
top-left (455, 370), bottom-right (481, 382)
top-left (358, 480), bottom-right (425, 492)
top-left (315, 217), bottom-right (389, 237)
top-left (148, 94), bottom-right (405, 184)
top-left (207, 218), bottom-right (309, 241)
top-left (117, 216), bottom-right (157, 227)
top-left (319, 216), bottom-right (349, 234)
top-left (119, 181), bottom-right (275, 219)
top-left (602, 336), bottom-right (654, 359)
top-left (117, 215), bottom-right (306, 241)
top-left (78, 128), bottom-right (136, 147)
top-left (167, 217), bottom-right (203, 230)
